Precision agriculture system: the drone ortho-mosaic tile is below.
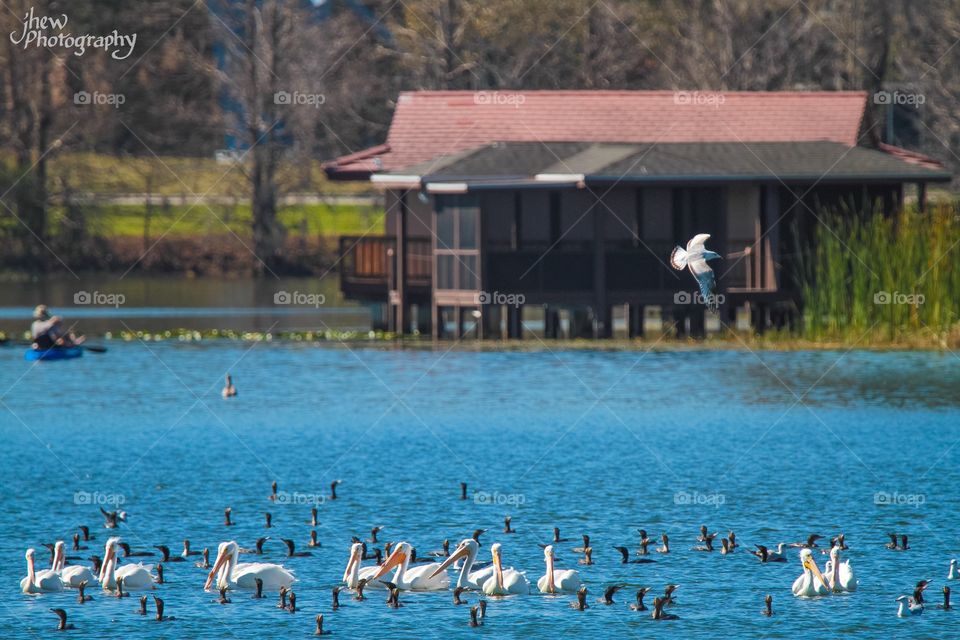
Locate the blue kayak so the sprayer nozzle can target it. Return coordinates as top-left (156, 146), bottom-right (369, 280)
top-left (24, 347), bottom-right (84, 361)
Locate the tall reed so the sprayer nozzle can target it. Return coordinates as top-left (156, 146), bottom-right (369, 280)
top-left (800, 202), bottom-right (960, 342)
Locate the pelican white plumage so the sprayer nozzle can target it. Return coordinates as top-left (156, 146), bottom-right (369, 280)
top-left (792, 548), bottom-right (830, 597)
top-left (100, 537), bottom-right (155, 590)
top-left (429, 539), bottom-right (494, 590)
top-left (343, 542), bottom-right (386, 590)
top-left (20, 548), bottom-right (63, 594)
top-left (52, 541), bottom-right (96, 588)
top-left (482, 543), bottom-right (529, 595)
top-left (371, 541), bottom-right (449, 591)
top-left (949, 559), bottom-right (959, 580)
top-left (670, 233), bottom-right (722, 311)
top-left (896, 595), bottom-right (923, 616)
top-left (205, 541), bottom-right (294, 591)
top-left (825, 546), bottom-right (857, 592)
top-left (537, 545), bottom-right (581, 594)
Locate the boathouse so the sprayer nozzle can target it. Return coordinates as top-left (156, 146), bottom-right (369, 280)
top-left (324, 90), bottom-right (950, 338)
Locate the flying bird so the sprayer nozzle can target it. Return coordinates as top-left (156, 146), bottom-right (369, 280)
top-left (670, 233), bottom-right (721, 311)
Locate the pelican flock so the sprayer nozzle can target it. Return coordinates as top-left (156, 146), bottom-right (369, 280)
top-left (15, 481), bottom-right (959, 633)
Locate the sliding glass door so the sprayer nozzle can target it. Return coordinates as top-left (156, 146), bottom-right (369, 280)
top-left (435, 195), bottom-right (480, 291)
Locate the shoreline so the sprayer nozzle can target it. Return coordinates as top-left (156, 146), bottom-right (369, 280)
top-left (3, 330), bottom-right (958, 352)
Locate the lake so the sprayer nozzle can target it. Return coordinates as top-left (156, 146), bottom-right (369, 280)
top-left (1, 344), bottom-right (958, 638)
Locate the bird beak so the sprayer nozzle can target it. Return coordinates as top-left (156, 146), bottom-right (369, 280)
top-left (342, 547), bottom-right (361, 582)
top-left (430, 544), bottom-right (469, 579)
top-left (804, 556), bottom-right (828, 588)
top-left (99, 545), bottom-right (115, 582)
top-left (372, 547), bottom-right (406, 580)
top-left (205, 547), bottom-right (229, 590)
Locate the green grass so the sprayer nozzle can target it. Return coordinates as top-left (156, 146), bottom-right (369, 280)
top-left (53, 202), bottom-right (385, 238)
top-left (45, 153), bottom-right (375, 197)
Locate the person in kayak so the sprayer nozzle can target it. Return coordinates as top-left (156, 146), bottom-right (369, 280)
top-left (31, 305), bottom-right (85, 350)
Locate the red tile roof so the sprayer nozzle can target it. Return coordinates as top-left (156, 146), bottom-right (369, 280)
top-left (324, 90), bottom-right (868, 178)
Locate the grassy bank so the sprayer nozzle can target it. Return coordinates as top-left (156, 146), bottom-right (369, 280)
top-left (55, 202), bottom-right (385, 238)
top-left (48, 153), bottom-right (374, 197)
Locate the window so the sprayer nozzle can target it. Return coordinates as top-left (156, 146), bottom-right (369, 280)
top-left (435, 195), bottom-right (481, 290)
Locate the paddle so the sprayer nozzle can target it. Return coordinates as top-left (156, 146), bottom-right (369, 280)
top-left (1, 339), bottom-right (107, 353)
top-left (80, 344), bottom-right (107, 353)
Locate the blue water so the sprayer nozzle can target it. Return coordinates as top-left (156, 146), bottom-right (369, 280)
top-left (1, 344), bottom-right (959, 638)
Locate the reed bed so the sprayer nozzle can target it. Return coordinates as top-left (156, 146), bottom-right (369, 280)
top-left (800, 202), bottom-right (960, 344)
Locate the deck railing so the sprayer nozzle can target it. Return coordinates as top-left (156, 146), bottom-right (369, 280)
top-left (339, 236), bottom-right (431, 293)
top-left (340, 237), bottom-right (773, 297)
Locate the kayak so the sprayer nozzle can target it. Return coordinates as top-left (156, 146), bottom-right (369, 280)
top-left (24, 347), bottom-right (84, 361)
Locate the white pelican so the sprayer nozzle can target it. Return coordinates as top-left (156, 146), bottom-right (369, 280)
top-left (429, 539), bottom-right (494, 590)
top-left (100, 537), bottom-right (155, 591)
top-left (343, 542), bottom-right (386, 590)
top-left (371, 541), bottom-right (449, 591)
top-left (537, 545), bottom-right (581, 594)
top-left (896, 595), bottom-right (923, 616)
top-left (824, 546), bottom-right (857, 592)
top-left (205, 541), bottom-right (295, 591)
top-left (52, 541), bottom-right (96, 588)
top-left (791, 548), bottom-right (829, 597)
top-left (20, 549), bottom-right (63, 593)
top-left (949, 559), bottom-right (959, 580)
top-left (482, 543), bottom-right (529, 595)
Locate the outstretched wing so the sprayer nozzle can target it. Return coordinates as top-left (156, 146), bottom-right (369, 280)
top-left (686, 233), bottom-right (711, 252)
top-left (688, 258), bottom-right (717, 312)
top-left (669, 246), bottom-right (687, 270)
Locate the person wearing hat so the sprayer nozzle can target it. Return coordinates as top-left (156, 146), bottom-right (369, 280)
top-left (31, 305), bottom-right (84, 350)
